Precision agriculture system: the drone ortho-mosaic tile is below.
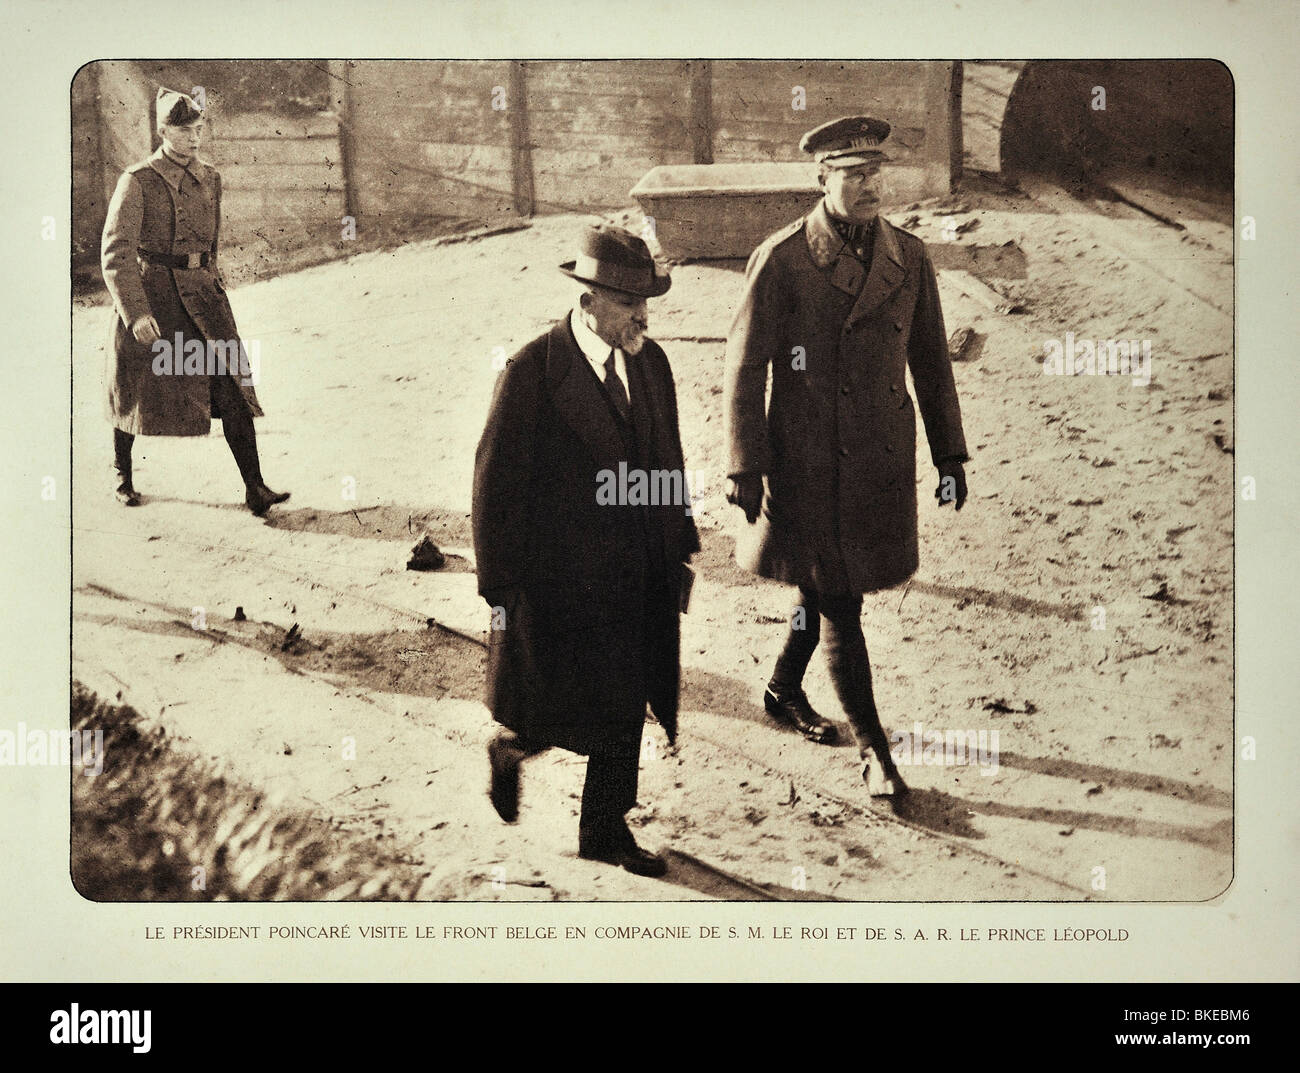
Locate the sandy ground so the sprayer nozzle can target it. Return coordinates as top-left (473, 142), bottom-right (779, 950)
top-left (71, 172), bottom-right (1234, 901)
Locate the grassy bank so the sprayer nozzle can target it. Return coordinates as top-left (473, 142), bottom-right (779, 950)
top-left (71, 683), bottom-right (433, 901)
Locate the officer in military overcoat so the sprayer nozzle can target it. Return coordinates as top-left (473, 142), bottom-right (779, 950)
top-left (723, 116), bottom-right (970, 794)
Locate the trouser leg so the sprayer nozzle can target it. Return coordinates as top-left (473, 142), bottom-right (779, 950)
top-left (770, 584), bottom-right (821, 693)
top-left (821, 594), bottom-right (902, 777)
top-left (491, 728), bottom-right (541, 760)
top-left (112, 428), bottom-right (134, 487)
top-left (210, 374), bottom-right (262, 489)
top-left (579, 737), bottom-right (641, 844)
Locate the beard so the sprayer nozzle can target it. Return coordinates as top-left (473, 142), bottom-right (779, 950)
top-left (620, 325), bottom-right (647, 354)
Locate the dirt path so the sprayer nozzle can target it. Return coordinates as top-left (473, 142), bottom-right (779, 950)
top-left (72, 179), bottom-right (1233, 901)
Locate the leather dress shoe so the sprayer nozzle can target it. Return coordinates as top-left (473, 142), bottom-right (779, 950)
top-left (245, 484), bottom-right (291, 516)
top-left (487, 736), bottom-right (524, 823)
top-left (114, 482), bottom-right (142, 507)
top-left (764, 686), bottom-right (839, 744)
top-left (579, 827), bottom-right (667, 878)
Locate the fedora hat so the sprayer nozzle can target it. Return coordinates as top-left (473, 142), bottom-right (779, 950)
top-left (559, 224), bottom-right (671, 298)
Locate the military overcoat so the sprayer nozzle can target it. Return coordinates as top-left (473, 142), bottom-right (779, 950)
top-left (472, 319), bottom-right (699, 755)
top-left (101, 147), bottom-right (263, 436)
top-left (724, 201), bottom-right (968, 594)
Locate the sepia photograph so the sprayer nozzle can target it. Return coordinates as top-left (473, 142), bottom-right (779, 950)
top-left (0, 0), bottom-right (1294, 1010)
top-left (63, 56), bottom-right (1237, 907)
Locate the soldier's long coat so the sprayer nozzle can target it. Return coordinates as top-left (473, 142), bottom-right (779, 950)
top-left (724, 201), bottom-right (969, 595)
top-left (472, 319), bottom-right (699, 754)
top-left (101, 147), bottom-right (262, 436)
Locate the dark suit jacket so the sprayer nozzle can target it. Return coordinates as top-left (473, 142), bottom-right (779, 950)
top-left (472, 318), bottom-right (699, 753)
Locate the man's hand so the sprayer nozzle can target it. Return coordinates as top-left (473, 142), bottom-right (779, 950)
top-left (725, 473), bottom-right (763, 524)
top-left (935, 459), bottom-right (967, 511)
top-left (131, 315), bottom-right (162, 345)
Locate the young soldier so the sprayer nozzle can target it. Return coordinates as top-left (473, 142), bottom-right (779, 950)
top-left (101, 86), bottom-right (288, 514)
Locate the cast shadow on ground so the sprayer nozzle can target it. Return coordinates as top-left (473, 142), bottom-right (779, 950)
top-left (76, 578), bottom-right (1231, 887)
top-left (694, 525), bottom-right (1090, 621)
top-left (260, 504), bottom-right (473, 547)
top-left (128, 498), bottom-right (475, 551)
top-left (74, 597), bottom-right (838, 902)
top-left (891, 783), bottom-right (1230, 854)
top-left (993, 751), bottom-right (1231, 811)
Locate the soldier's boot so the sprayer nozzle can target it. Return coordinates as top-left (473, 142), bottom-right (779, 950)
top-left (822, 596), bottom-right (909, 796)
top-left (765, 586), bottom-right (839, 743)
top-left (223, 411), bottom-right (289, 516)
top-left (112, 428), bottom-right (141, 507)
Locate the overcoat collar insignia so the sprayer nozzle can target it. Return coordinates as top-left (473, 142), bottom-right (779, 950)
top-left (804, 200), bottom-right (906, 321)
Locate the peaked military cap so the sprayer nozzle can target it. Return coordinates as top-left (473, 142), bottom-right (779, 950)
top-left (156, 86), bottom-right (203, 127)
top-left (559, 224), bottom-right (671, 298)
top-left (800, 115), bottom-right (891, 167)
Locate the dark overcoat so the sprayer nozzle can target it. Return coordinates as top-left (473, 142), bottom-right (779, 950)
top-left (723, 201), bottom-right (969, 594)
top-left (472, 318), bottom-right (699, 754)
top-left (101, 147), bottom-right (263, 436)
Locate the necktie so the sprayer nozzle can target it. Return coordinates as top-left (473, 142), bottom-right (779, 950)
top-left (603, 351), bottom-right (631, 423)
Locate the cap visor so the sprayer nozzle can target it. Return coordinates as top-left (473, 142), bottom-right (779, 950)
top-left (821, 152), bottom-right (887, 168)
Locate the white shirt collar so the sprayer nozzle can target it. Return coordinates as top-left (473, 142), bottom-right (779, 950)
top-left (570, 307), bottom-right (629, 397)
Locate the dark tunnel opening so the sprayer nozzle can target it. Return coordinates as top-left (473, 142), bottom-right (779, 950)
top-left (999, 60), bottom-right (1234, 196)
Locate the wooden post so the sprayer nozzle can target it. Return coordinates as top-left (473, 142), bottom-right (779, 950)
top-left (329, 60), bottom-right (357, 223)
top-left (949, 61), bottom-right (964, 188)
top-left (689, 60), bottom-right (714, 165)
top-left (509, 61), bottom-right (535, 217)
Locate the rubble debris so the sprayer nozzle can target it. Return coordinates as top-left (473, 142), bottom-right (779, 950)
top-left (948, 326), bottom-right (985, 362)
top-left (942, 269), bottom-right (1025, 314)
top-left (406, 535), bottom-right (447, 571)
top-left (280, 623), bottom-right (302, 652)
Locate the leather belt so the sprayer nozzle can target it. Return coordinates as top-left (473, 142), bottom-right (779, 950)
top-left (138, 250), bottom-right (212, 269)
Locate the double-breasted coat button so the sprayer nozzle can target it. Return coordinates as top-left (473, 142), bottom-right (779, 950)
top-left (839, 446), bottom-right (849, 457)
top-left (894, 319), bottom-right (904, 331)
top-left (841, 384), bottom-right (850, 395)
top-left (889, 383), bottom-right (898, 393)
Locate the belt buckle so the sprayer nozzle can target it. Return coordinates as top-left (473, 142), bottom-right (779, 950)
top-left (185, 252), bottom-right (201, 269)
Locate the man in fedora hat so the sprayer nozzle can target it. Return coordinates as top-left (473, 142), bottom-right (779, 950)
top-left (723, 115), bottom-right (970, 796)
top-left (472, 224), bottom-right (697, 877)
top-left (100, 86), bottom-right (289, 514)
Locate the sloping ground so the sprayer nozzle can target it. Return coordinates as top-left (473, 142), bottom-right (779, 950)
top-left (71, 178), bottom-right (1232, 901)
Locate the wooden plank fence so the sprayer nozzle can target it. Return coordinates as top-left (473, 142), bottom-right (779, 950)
top-left (74, 59), bottom-right (962, 263)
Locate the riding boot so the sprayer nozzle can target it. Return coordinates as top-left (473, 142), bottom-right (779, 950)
top-left (821, 594), bottom-right (908, 791)
top-left (223, 410), bottom-right (289, 515)
top-left (211, 373), bottom-right (288, 515)
top-left (769, 585), bottom-right (821, 693)
top-left (112, 428), bottom-right (140, 506)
